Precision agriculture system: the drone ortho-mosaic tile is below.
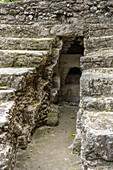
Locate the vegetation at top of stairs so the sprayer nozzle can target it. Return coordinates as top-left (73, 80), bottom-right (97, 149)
top-left (0, 0), bottom-right (22, 2)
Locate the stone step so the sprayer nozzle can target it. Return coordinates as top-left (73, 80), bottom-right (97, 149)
top-left (87, 165), bottom-right (113, 170)
top-left (81, 68), bottom-right (113, 97)
top-left (0, 101), bottom-right (14, 129)
top-left (0, 68), bottom-right (36, 90)
top-left (0, 88), bottom-right (15, 101)
top-left (0, 24), bottom-right (50, 38)
top-left (81, 49), bottom-right (113, 70)
top-left (82, 111), bottom-right (113, 167)
top-left (0, 37), bottom-right (54, 51)
top-left (84, 35), bottom-right (113, 54)
top-left (82, 97), bottom-right (113, 112)
top-left (0, 50), bottom-right (49, 67)
top-left (88, 24), bottom-right (113, 37)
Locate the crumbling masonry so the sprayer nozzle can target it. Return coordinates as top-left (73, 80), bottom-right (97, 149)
top-left (0, 0), bottom-right (113, 169)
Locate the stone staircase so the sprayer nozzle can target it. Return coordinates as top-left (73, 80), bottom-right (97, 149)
top-left (79, 24), bottom-right (113, 170)
top-left (0, 25), bottom-right (62, 169)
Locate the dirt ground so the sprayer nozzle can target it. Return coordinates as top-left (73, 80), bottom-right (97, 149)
top-left (15, 105), bottom-right (82, 170)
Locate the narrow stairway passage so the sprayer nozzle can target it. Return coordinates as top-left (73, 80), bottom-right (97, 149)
top-left (15, 106), bottom-right (82, 170)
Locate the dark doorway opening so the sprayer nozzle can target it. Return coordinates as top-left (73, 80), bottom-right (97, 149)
top-left (65, 67), bottom-right (81, 85)
top-left (59, 36), bottom-right (84, 104)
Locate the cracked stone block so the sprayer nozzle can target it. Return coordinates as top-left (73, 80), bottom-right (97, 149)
top-left (81, 111), bottom-right (113, 166)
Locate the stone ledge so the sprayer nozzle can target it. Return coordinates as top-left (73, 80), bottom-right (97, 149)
top-left (81, 111), bottom-right (113, 166)
top-left (0, 50), bottom-right (49, 67)
top-left (83, 111), bottom-right (113, 132)
top-left (84, 35), bottom-right (113, 54)
top-left (81, 97), bottom-right (113, 112)
top-left (0, 89), bottom-right (15, 101)
top-left (0, 101), bottom-right (14, 128)
top-left (89, 24), bottom-right (113, 37)
top-left (81, 69), bottom-right (113, 97)
top-left (0, 67), bottom-right (36, 75)
top-left (0, 68), bottom-right (36, 90)
top-left (81, 49), bottom-right (113, 70)
top-left (0, 37), bottom-right (54, 51)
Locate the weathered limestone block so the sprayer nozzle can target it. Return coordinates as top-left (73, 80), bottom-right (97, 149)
top-left (75, 66), bottom-right (113, 168)
top-left (81, 50), bottom-right (113, 70)
top-left (0, 133), bottom-right (7, 144)
top-left (0, 24), bottom-right (50, 38)
top-left (0, 68), bottom-right (36, 90)
top-left (81, 69), bottom-right (113, 97)
top-left (0, 37), bottom-right (54, 51)
top-left (81, 111), bottom-right (113, 167)
top-left (26, 94), bottom-right (48, 128)
top-left (84, 36), bottom-right (113, 54)
top-left (82, 97), bottom-right (113, 112)
top-left (88, 24), bottom-right (113, 38)
top-left (0, 89), bottom-right (15, 101)
top-left (50, 24), bottom-right (83, 36)
top-left (0, 50), bottom-right (48, 68)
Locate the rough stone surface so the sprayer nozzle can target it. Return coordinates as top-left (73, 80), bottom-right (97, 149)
top-left (0, 34), bottom-right (61, 169)
top-left (74, 24), bottom-right (113, 170)
top-left (0, 0), bottom-right (113, 169)
top-left (0, 37), bottom-right (54, 51)
top-left (0, 50), bottom-right (49, 67)
top-left (46, 104), bottom-right (59, 126)
top-left (0, 0), bottom-right (113, 26)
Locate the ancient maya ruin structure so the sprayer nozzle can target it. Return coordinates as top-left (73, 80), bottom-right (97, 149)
top-left (0, 0), bottom-right (113, 169)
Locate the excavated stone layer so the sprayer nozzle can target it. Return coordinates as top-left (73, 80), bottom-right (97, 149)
top-left (0, 34), bottom-right (62, 169)
top-left (0, 0), bottom-right (113, 169)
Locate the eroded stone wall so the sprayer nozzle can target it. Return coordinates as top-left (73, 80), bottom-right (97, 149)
top-left (0, 0), bottom-right (113, 24)
top-left (0, 34), bottom-right (62, 169)
top-left (0, 0), bottom-right (113, 169)
top-left (0, 0), bottom-right (112, 37)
